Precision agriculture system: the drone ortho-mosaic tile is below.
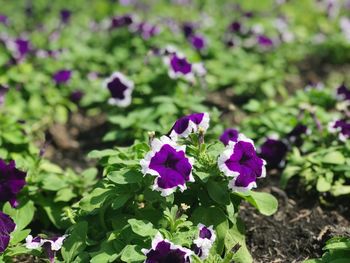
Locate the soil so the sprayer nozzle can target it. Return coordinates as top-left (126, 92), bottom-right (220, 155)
top-left (240, 172), bottom-right (350, 263)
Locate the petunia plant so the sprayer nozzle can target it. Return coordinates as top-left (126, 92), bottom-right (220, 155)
top-left (61, 113), bottom-right (277, 262)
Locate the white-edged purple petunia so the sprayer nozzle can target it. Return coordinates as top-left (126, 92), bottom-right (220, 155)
top-left (192, 224), bottom-right (216, 260)
top-left (168, 113), bottom-right (210, 141)
top-left (218, 133), bottom-right (266, 192)
top-left (328, 119), bottom-right (350, 142)
top-left (103, 72), bottom-right (134, 107)
top-left (219, 128), bottom-right (239, 146)
top-left (26, 234), bottom-right (67, 263)
top-left (0, 211), bottom-right (16, 253)
top-left (140, 136), bottom-right (194, 196)
top-left (142, 232), bottom-right (193, 263)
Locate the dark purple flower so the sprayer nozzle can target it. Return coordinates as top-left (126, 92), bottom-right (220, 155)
top-left (337, 84), bottom-right (350, 101)
top-left (166, 53), bottom-right (193, 79)
top-left (328, 119), bottom-right (350, 141)
top-left (257, 35), bottom-right (273, 47)
top-left (192, 224), bottom-right (216, 260)
top-left (182, 22), bottom-right (195, 38)
top-left (110, 14), bottom-right (133, 29)
top-left (0, 14), bottom-right (8, 25)
top-left (189, 34), bottom-right (206, 50)
top-left (260, 138), bottom-right (288, 168)
top-left (218, 134), bottom-right (266, 191)
top-left (0, 159), bottom-right (27, 207)
top-left (7, 38), bottom-right (31, 60)
top-left (53, 70), bottom-right (71, 85)
top-left (287, 124), bottom-right (308, 146)
top-left (60, 9), bottom-right (71, 24)
top-left (229, 21), bottom-right (242, 33)
top-left (26, 235), bottom-right (67, 263)
top-left (103, 72), bottom-right (134, 107)
top-left (219, 128), bottom-right (239, 146)
top-left (142, 233), bottom-right (192, 263)
top-left (168, 112), bottom-right (210, 140)
top-left (140, 136), bottom-right (194, 196)
top-left (132, 22), bottom-right (159, 39)
top-left (69, 90), bottom-right (84, 104)
top-left (0, 84), bottom-right (9, 106)
top-left (0, 211), bottom-right (16, 253)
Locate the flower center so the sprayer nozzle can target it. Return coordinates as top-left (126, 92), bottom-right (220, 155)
top-left (163, 251), bottom-right (184, 263)
top-left (239, 153), bottom-right (250, 165)
top-left (164, 154), bottom-right (178, 169)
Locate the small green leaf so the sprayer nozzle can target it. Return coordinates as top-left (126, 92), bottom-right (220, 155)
top-left (207, 179), bottom-right (230, 205)
top-left (107, 169), bottom-right (143, 185)
top-left (322, 151), bottom-right (345, 165)
top-left (120, 245), bottom-right (146, 262)
top-left (239, 191), bottom-right (278, 216)
top-left (127, 219), bottom-right (157, 237)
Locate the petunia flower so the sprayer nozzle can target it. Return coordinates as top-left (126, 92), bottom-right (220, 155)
top-left (182, 22), bottom-right (195, 38)
top-left (168, 113), bottom-right (210, 141)
top-left (60, 9), bottom-right (71, 24)
top-left (259, 138), bottom-right (288, 169)
top-left (336, 84), bottom-right (350, 101)
top-left (0, 14), bottom-right (8, 25)
top-left (218, 133), bottom-right (266, 192)
top-left (328, 119), bottom-right (350, 141)
top-left (219, 128), bottom-right (239, 146)
top-left (131, 21), bottom-right (160, 39)
top-left (257, 35), bottom-right (274, 47)
top-left (69, 90), bottom-right (84, 104)
top-left (142, 232), bottom-right (192, 263)
top-left (53, 70), bottom-right (71, 85)
top-left (103, 72), bottom-right (134, 107)
top-left (0, 84), bottom-right (9, 106)
top-left (189, 34), bottom-right (206, 51)
top-left (192, 224), bottom-right (216, 260)
top-left (110, 14), bottom-right (133, 29)
top-left (140, 136), bottom-right (194, 196)
top-left (0, 211), bottom-right (16, 253)
top-left (6, 38), bottom-right (31, 61)
top-left (165, 53), bottom-right (193, 80)
top-left (287, 124), bottom-right (308, 147)
top-left (0, 159), bottom-right (27, 207)
top-left (26, 235), bottom-right (67, 263)
top-left (229, 21), bottom-right (242, 33)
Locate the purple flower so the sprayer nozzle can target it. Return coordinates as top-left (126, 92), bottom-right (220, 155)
top-left (0, 84), bottom-right (9, 106)
top-left (110, 14), bottom-right (133, 29)
top-left (218, 134), bottom-right (266, 192)
top-left (165, 53), bottom-right (193, 80)
top-left (328, 119), bottom-right (350, 141)
top-left (0, 211), bottom-right (16, 253)
top-left (0, 159), bottom-right (27, 207)
top-left (131, 22), bottom-right (160, 39)
top-left (168, 113), bottom-right (210, 140)
top-left (257, 35), bottom-right (273, 47)
top-left (260, 138), bottom-right (288, 168)
top-left (182, 22), bottom-right (195, 38)
top-left (60, 9), bottom-right (71, 24)
top-left (6, 38), bottom-right (31, 61)
top-left (53, 70), bottom-right (71, 85)
top-left (287, 124), bottom-right (308, 146)
top-left (142, 233), bottom-right (192, 263)
top-left (192, 224), bottom-right (216, 260)
top-left (0, 14), bottom-right (8, 25)
top-left (336, 84), bottom-right (350, 101)
top-left (189, 34), bottom-right (206, 51)
top-left (26, 235), bottom-right (67, 263)
top-left (103, 72), bottom-right (134, 107)
top-left (219, 128), bottom-right (239, 146)
top-left (69, 90), bottom-right (84, 104)
top-left (229, 21), bottom-right (242, 33)
top-left (140, 136), bottom-right (194, 196)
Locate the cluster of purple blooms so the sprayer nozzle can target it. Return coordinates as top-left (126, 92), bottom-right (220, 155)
top-left (0, 159), bottom-right (27, 253)
top-left (141, 112), bottom-right (267, 196)
top-left (25, 234), bottom-right (67, 263)
top-left (181, 22), bottom-right (207, 51)
top-left (142, 224), bottom-right (216, 262)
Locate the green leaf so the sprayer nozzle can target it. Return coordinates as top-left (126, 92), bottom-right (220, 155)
top-left (316, 177), bottom-right (331, 192)
top-left (207, 179), bottom-right (230, 205)
top-left (107, 169), bottom-right (143, 185)
top-left (322, 151), bottom-right (345, 165)
top-left (239, 191), bottom-right (278, 216)
top-left (120, 245), bottom-right (146, 262)
top-left (128, 219), bottom-right (157, 237)
top-left (88, 149), bottom-right (118, 159)
top-left (62, 221), bottom-right (88, 263)
top-left (3, 200), bottom-right (35, 231)
top-left (111, 194), bottom-right (131, 210)
top-left (79, 188), bottom-right (113, 213)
